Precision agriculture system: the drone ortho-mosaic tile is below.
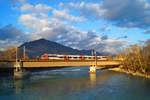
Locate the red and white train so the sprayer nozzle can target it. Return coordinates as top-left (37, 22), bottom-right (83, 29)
top-left (41, 53), bottom-right (108, 60)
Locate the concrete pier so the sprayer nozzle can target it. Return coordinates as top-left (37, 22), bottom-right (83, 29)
top-left (13, 61), bottom-right (29, 79)
top-left (89, 65), bottom-right (96, 73)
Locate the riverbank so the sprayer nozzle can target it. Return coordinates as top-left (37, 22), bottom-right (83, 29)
top-left (109, 67), bottom-right (150, 79)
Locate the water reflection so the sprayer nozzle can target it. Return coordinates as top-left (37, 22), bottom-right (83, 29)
top-left (12, 70), bottom-right (118, 95)
top-left (14, 80), bottom-right (23, 94)
top-left (1, 68), bottom-right (150, 100)
top-left (89, 73), bottom-right (96, 88)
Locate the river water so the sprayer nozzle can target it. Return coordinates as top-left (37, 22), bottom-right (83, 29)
top-left (0, 67), bottom-right (150, 100)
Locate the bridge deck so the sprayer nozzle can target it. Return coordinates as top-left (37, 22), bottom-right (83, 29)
top-left (21, 60), bottom-right (122, 68)
top-left (0, 59), bottom-right (122, 68)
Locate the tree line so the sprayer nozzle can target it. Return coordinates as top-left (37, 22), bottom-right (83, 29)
top-left (118, 41), bottom-right (150, 74)
top-left (0, 47), bottom-right (29, 60)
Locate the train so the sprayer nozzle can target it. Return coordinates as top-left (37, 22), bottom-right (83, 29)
top-left (40, 53), bottom-right (108, 60)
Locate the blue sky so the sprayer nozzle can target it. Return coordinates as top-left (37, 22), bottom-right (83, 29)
top-left (0, 0), bottom-right (150, 53)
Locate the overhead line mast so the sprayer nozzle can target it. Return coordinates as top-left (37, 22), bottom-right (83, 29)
top-left (23, 46), bottom-right (26, 59)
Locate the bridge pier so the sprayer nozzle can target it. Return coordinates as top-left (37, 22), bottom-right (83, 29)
top-left (89, 65), bottom-right (96, 74)
top-left (14, 61), bottom-right (29, 79)
top-left (14, 61), bottom-right (23, 79)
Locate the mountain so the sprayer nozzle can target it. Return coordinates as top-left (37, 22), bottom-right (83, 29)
top-left (19, 38), bottom-right (103, 58)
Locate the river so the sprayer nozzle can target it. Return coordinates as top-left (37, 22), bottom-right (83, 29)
top-left (0, 67), bottom-right (150, 100)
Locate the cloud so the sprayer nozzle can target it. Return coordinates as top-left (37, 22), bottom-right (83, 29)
top-left (100, 25), bottom-right (110, 32)
top-left (102, 0), bottom-right (150, 28)
top-left (64, 2), bottom-right (105, 19)
top-left (19, 14), bottom-right (49, 31)
top-left (20, 3), bottom-right (52, 15)
top-left (64, 0), bottom-right (150, 28)
top-left (0, 24), bottom-right (23, 40)
top-left (19, 12), bottom-right (125, 54)
top-left (145, 39), bottom-right (150, 44)
top-left (17, 2), bottom-right (127, 54)
top-left (31, 18), bottom-right (87, 41)
top-left (20, 3), bottom-right (33, 11)
top-left (12, 0), bottom-right (27, 3)
top-left (117, 35), bottom-right (128, 39)
top-left (19, 3), bottom-right (53, 32)
top-left (0, 25), bottom-right (29, 49)
top-left (101, 35), bottom-right (109, 40)
top-left (30, 20), bottom-right (125, 54)
top-left (19, 3), bottom-right (84, 32)
top-left (144, 29), bottom-right (150, 34)
top-left (52, 9), bottom-right (85, 22)
top-left (11, 0), bottom-right (27, 6)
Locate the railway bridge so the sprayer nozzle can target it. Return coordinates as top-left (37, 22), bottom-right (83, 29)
top-left (0, 59), bottom-right (122, 79)
top-left (20, 59), bottom-right (121, 67)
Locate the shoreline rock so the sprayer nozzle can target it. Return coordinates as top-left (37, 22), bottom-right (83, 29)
top-left (108, 67), bottom-right (150, 79)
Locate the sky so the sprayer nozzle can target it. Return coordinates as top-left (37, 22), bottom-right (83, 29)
top-left (0, 0), bottom-right (150, 54)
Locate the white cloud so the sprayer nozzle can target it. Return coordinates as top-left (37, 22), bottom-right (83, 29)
top-left (29, 19), bottom-right (125, 54)
top-left (13, 0), bottom-right (27, 3)
top-left (33, 4), bottom-right (52, 13)
top-left (65, 2), bottom-right (106, 19)
top-left (20, 3), bottom-right (33, 11)
top-left (18, 0), bottom-right (26, 3)
top-left (18, 2), bottom-right (126, 54)
top-left (0, 25), bottom-right (29, 49)
top-left (64, 0), bottom-right (150, 28)
top-left (19, 3), bottom-right (86, 31)
top-left (19, 14), bottom-right (49, 31)
top-left (52, 9), bottom-right (85, 22)
top-left (20, 3), bottom-right (52, 14)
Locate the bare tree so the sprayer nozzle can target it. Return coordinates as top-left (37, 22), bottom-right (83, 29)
top-left (118, 43), bottom-right (150, 74)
